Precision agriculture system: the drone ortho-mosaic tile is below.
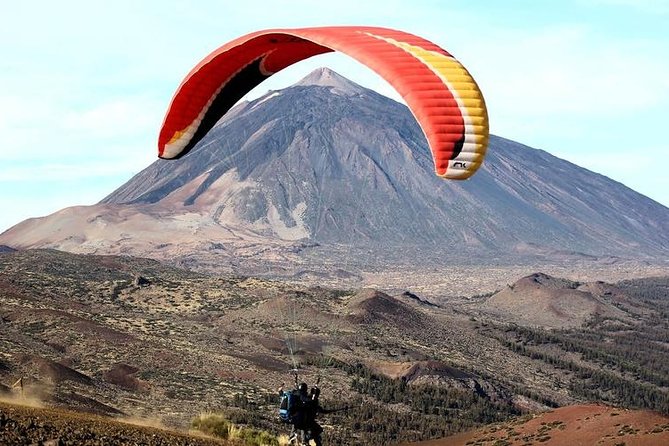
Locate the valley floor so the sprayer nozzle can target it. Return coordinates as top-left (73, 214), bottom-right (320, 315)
top-left (2, 250), bottom-right (669, 445)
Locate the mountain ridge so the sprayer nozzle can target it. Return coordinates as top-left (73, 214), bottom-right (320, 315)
top-left (92, 69), bottom-right (669, 259)
top-left (1, 68), bottom-right (668, 285)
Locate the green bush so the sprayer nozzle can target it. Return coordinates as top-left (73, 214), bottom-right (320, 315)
top-left (238, 427), bottom-right (279, 446)
top-left (191, 413), bottom-right (279, 445)
top-left (191, 413), bottom-right (231, 439)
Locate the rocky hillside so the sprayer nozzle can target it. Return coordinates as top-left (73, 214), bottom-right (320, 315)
top-left (481, 273), bottom-right (629, 328)
top-left (1, 250), bottom-right (669, 444)
top-left (0, 400), bottom-right (224, 446)
top-left (403, 404), bottom-right (669, 446)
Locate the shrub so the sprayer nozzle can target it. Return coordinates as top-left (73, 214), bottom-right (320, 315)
top-left (191, 413), bottom-right (231, 439)
top-left (191, 413), bottom-right (279, 445)
top-left (237, 427), bottom-right (279, 446)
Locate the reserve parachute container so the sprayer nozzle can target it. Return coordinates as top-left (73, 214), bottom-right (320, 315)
top-left (279, 389), bottom-right (300, 423)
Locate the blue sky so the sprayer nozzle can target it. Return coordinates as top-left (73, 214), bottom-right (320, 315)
top-left (1, 0), bottom-right (668, 233)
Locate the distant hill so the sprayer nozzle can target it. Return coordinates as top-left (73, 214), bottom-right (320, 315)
top-left (346, 288), bottom-right (426, 328)
top-left (402, 404), bottom-right (669, 446)
top-left (482, 272), bottom-right (629, 328)
top-left (1, 68), bottom-right (668, 282)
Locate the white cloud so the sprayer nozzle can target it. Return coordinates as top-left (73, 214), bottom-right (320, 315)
top-left (62, 98), bottom-right (161, 139)
top-left (470, 25), bottom-right (669, 121)
top-left (0, 91), bottom-right (161, 165)
top-left (0, 157), bottom-right (151, 182)
top-left (580, 0), bottom-right (669, 14)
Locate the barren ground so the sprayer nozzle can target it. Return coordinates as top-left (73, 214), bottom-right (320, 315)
top-left (402, 404), bottom-right (669, 446)
top-left (0, 399), bottom-right (225, 445)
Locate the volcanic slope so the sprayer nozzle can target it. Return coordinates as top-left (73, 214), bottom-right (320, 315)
top-left (2, 249), bottom-right (669, 444)
top-left (481, 272), bottom-right (629, 328)
top-left (402, 404), bottom-right (669, 446)
top-left (1, 68), bottom-right (668, 286)
top-left (0, 400), bottom-right (225, 446)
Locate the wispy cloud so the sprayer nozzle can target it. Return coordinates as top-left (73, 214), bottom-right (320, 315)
top-left (470, 25), bottom-right (669, 118)
top-left (580, 0), bottom-right (669, 14)
top-left (0, 93), bottom-right (161, 161)
top-left (62, 98), bottom-right (161, 139)
top-left (0, 157), bottom-right (152, 182)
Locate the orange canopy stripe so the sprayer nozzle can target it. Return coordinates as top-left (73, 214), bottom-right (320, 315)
top-left (158, 26), bottom-right (488, 180)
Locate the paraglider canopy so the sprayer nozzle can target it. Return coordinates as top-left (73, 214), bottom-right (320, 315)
top-left (159, 26), bottom-right (489, 180)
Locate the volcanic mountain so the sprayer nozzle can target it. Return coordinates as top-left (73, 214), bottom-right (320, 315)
top-left (2, 68), bottom-right (668, 280)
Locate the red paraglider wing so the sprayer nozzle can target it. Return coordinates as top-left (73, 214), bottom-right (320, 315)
top-left (159, 26), bottom-right (488, 179)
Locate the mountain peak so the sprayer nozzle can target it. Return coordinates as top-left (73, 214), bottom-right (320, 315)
top-left (294, 67), bottom-right (365, 95)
